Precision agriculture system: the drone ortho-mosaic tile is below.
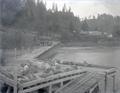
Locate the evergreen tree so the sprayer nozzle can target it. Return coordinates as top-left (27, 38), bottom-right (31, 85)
top-left (1, 0), bottom-right (23, 25)
top-left (81, 20), bottom-right (89, 31)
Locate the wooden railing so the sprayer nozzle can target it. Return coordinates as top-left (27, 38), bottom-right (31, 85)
top-left (0, 66), bottom-right (16, 86)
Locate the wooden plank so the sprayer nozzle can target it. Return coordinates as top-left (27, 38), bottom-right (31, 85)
top-left (58, 73), bottom-right (103, 93)
top-left (0, 66), bottom-right (14, 79)
top-left (49, 85), bottom-right (52, 93)
top-left (106, 68), bottom-right (117, 76)
top-left (58, 73), bottom-right (96, 93)
top-left (56, 72), bottom-right (104, 93)
top-left (22, 70), bottom-right (86, 88)
top-left (0, 73), bottom-right (15, 86)
top-left (20, 72), bottom-right (87, 93)
top-left (55, 73), bottom-right (88, 93)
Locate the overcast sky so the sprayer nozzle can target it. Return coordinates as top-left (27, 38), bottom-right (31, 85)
top-left (43, 0), bottom-right (120, 18)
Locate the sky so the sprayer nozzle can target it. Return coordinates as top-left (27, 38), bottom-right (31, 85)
top-left (42, 0), bottom-right (120, 18)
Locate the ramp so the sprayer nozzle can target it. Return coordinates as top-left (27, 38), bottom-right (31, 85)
top-left (19, 42), bottom-right (60, 60)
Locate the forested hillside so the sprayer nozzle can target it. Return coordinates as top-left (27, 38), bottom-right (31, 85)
top-left (1, 0), bottom-right (120, 48)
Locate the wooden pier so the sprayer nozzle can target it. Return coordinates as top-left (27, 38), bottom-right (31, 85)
top-left (0, 61), bottom-right (117, 93)
top-left (0, 43), bottom-right (118, 93)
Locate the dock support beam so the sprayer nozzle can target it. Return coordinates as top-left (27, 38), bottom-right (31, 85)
top-left (112, 75), bottom-right (116, 93)
top-left (14, 86), bottom-right (17, 93)
top-left (14, 72), bottom-right (18, 93)
top-left (61, 82), bottom-right (63, 87)
top-left (6, 86), bottom-right (11, 93)
top-left (49, 85), bottom-right (52, 93)
top-left (105, 72), bottom-right (107, 93)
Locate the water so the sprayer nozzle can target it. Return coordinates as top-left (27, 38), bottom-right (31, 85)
top-left (55, 47), bottom-right (120, 92)
top-left (55, 47), bottom-right (120, 68)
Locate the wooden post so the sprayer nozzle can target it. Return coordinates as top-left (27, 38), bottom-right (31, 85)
top-left (105, 72), bottom-right (107, 93)
top-left (14, 70), bottom-right (18, 93)
top-left (6, 86), bottom-right (11, 93)
top-left (61, 82), bottom-right (63, 87)
top-left (112, 75), bottom-right (116, 93)
top-left (14, 85), bottom-right (17, 93)
top-left (49, 85), bottom-right (52, 93)
top-left (15, 48), bottom-right (17, 58)
top-left (18, 85), bottom-right (23, 93)
top-left (60, 81), bottom-right (63, 93)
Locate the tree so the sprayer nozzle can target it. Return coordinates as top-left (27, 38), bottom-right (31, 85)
top-left (62, 4), bottom-right (67, 12)
top-left (68, 7), bottom-right (71, 13)
top-left (113, 24), bottom-right (120, 38)
top-left (52, 3), bottom-right (58, 12)
top-left (81, 20), bottom-right (89, 31)
top-left (1, 0), bottom-right (23, 25)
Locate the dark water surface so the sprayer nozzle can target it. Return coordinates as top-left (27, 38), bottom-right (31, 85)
top-left (55, 47), bottom-right (120, 92)
top-left (56, 47), bottom-right (120, 68)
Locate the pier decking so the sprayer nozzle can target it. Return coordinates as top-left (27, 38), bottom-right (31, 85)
top-left (0, 43), bottom-right (118, 93)
top-left (0, 60), bottom-right (117, 93)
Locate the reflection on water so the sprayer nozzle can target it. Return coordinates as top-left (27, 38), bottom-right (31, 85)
top-left (55, 47), bottom-right (120, 68)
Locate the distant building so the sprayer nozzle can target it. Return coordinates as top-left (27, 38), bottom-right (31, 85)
top-left (88, 31), bottom-right (102, 36)
top-left (80, 30), bottom-right (102, 36)
top-left (107, 34), bottom-right (113, 38)
top-left (102, 32), bottom-right (113, 38)
top-left (79, 30), bottom-right (89, 35)
top-left (36, 36), bottom-right (53, 46)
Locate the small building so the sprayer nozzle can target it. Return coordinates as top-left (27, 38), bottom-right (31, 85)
top-left (80, 30), bottom-right (102, 36)
top-left (88, 31), bottom-right (102, 36)
top-left (36, 36), bottom-right (53, 46)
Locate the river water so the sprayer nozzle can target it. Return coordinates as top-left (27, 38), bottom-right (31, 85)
top-left (55, 47), bottom-right (120, 68)
top-left (55, 47), bottom-right (120, 92)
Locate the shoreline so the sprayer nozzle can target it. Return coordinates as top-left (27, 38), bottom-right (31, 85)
top-left (60, 46), bottom-right (120, 51)
top-left (62, 41), bottom-right (120, 47)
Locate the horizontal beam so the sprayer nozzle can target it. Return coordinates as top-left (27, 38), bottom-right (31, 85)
top-left (21, 72), bottom-right (87, 93)
top-left (0, 73), bottom-right (16, 86)
top-left (0, 66), bottom-right (14, 79)
top-left (21, 70), bottom-right (86, 88)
